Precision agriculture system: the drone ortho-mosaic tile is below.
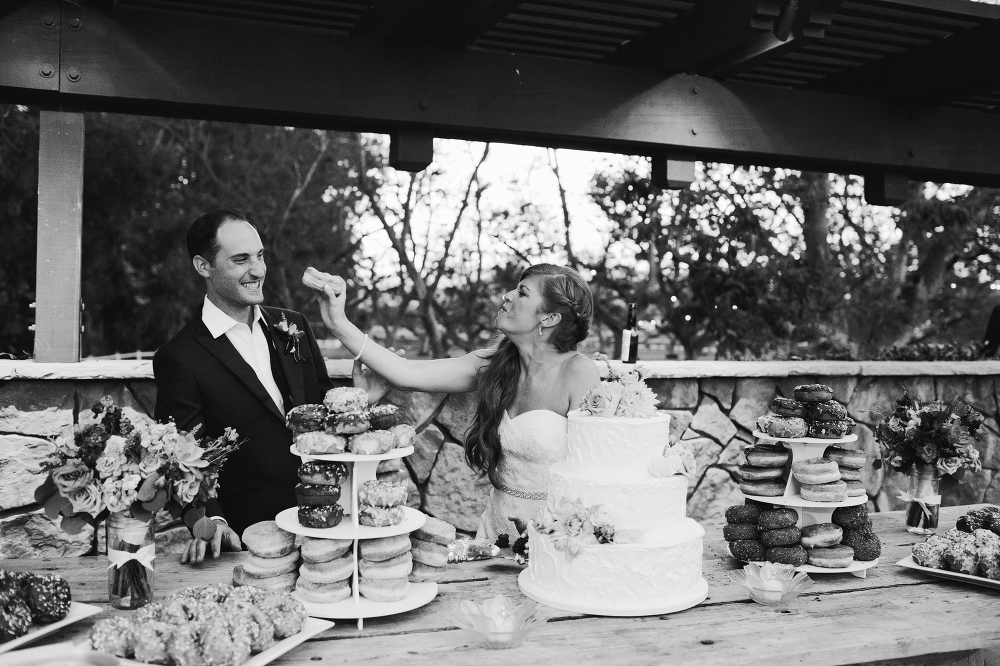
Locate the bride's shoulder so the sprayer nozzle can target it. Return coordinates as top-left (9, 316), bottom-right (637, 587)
top-left (564, 352), bottom-right (601, 383)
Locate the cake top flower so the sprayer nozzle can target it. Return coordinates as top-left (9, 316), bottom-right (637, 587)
top-left (579, 355), bottom-right (659, 418)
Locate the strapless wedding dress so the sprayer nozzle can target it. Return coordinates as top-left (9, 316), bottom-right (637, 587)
top-left (475, 409), bottom-right (568, 542)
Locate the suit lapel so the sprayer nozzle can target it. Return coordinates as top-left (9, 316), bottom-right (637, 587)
top-left (262, 307), bottom-right (306, 408)
top-left (192, 312), bottom-right (285, 422)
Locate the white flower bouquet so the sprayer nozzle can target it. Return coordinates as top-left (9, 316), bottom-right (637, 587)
top-left (579, 356), bottom-right (659, 418)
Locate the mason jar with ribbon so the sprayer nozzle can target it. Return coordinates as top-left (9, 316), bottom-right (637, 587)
top-left (900, 461), bottom-right (941, 536)
top-left (107, 511), bottom-right (156, 609)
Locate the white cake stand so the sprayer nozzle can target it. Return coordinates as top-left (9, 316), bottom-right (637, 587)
top-left (518, 570), bottom-right (708, 617)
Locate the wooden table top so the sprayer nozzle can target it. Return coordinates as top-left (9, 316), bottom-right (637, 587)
top-left (4, 505), bottom-right (1000, 666)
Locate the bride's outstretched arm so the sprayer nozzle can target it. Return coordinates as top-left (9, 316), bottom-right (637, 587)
top-left (304, 268), bottom-right (487, 394)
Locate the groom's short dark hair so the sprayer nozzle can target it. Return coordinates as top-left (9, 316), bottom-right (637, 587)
top-left (187, 209), bottom-right (256, 263)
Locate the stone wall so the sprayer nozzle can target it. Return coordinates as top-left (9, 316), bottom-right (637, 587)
top-left (2, 360), bottom-right (999, 557)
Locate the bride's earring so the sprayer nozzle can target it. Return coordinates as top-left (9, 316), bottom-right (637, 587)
top-left (538, 324), bottom-right (543, 337)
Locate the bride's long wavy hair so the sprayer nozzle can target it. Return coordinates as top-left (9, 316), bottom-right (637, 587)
top-left (465, 264), bottom-right (594, 488)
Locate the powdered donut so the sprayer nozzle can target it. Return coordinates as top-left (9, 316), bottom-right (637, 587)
top-left (359, 552), bottom-right (413, 579)
top-left (755, 414), bottom-right (809, 439)
top-left (837, 466), bottom-right (862, 481)
top-left (800, 480), bottom-right (847, 502)
top-left (805, 400), bottom-right (848, 422)
top-left (808, 419), bottom-right (855, 439)
top-left (300, 554), bottom-right (354, 584)
top-left (800, 523), bottom-right (843, 548)
top-left (323, 387), bottom-right (368, 414)
top-left (745, 444), bottom-right (790, 467)
top-left (300, 537), bottom-right (353, 563)
top-left (758, 508), bottom-right (798, 530)
top-left (739, 464), bottom-right (785, 481)
top-left (245, 571), bottom-right (297, 593)
top-left (359, 534), bottom-right (411, 562)
top-left (793, 384), bottom-right (834, 402)
top-left (412, 516), bottom-right (457, 545)
top-left (358, 577), bottom-right (408, 602)
top-left (791, 457), bottom-right (841, 484)
top-left (807, 544), bottom-right (855, 568)
top-left (770, 396), bottom-right (806, 417)
top-left (410, 538), bottom-right (449, 567)
top-left (409, 561), bottom-right (447, 583)
top-left (295, 578), bottom-right (351, 604)
top-left (723, 524), bottom-right (761, 541)
top-left (242, 521), bottom-right (296, 558)
top-left (244, 551), bottom-right (301, 579)
top-left (824, 445), bottom-right (866, 469)
top-left (845, 480), bottom-right (866, 497)
top-left (740, 480), bottom-right (785, 497)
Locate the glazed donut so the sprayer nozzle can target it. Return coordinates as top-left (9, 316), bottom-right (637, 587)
top-left (358, 479), bottom-right (407, 508)
top-left (410, 538), bottom-right (449, 567)
top-left (369, 406), bottom-right (403, 430)
top-left (300, 537), bottom-right (352, 563)
top-left (257, 591), bottom-right (307, 638)
top-left (298, 504), bottom-right (345, 529)
top-left (837, 466), bottom-right (862, 482)
top-left (285, 404), bottom-right (328, 433)
top-left (298, 461), bottom-right (349, 486)
top-left (358, 577), bottom-right (409, 602)
top-left (800, 523), bottom-right (843, 548)
top-left (242, 521), bottom-right (296, 558)
top-left (376, 458), bottom-right (403, 474)
top-left (804, 400), bottom-right (848, 422)
top-left (800, 480), bottom-right (847, 502)
top-left (725, 505), bottom-right (762, 525)
top-left (359, 534), bottom-right (411, 562)
top-left (824, 445), bottom-right (866, 469)
top-left (738, 464), bottom-right (785, 481)
top-left (766, 545), bottom-right (808, 566)
top-left (327, 411), bottom-right (370, 435)
top-left (295, 578), bottom-right (351, 604)
top-left (758, 508), bottom-right (798, 530)
top-left (349, 430), bottom-right (396, 455)
top-left (842, 528), bottom-right (881, 560)
top-left (745, 444), bottom-right (791, 467)
top-left (390, 424), bottom-right (417, 449)
top-left (323, 387), bottom-right (368, 414)
top-left (300, 555), bottom-right (354, 584)
top-left (723, 524), bottom-right (761, 541)
top-left (409, 562), bottom-right (447, 583)
top-left (294, 431), bottom-right (347, 455)
top-left (845, 480), bottom-right (866, 497)
top-left (807, 545), bottom-right (855, 568)
top-left (755, 415), bottom-right (808, 439)
top-left (740, 480), bottom-right (785, 497)
top-left (377, 469), bottom-right (410, 487)
top-left (791, 458), bottom-right (841, 484)
top-left (244, 551), bottom-right (301, 579)
top-left (728, 539), bottom-right (767, 562)
top-left (359, 506), bottom-right (405, 527)
top-left (832, 505), bottom-right (870, 529)
top-left (295, 483), bottom-right (342, 507)
top-left (761, 526), bottom-right (801, 547)
top-left (808, 419), bottom-right (855, 439)
top-left (770, 396), bottom-right (806, 417)
top-left (793, 384), bottom-right (834, 402)
top-left (359, 552), bottom-right (413, 579)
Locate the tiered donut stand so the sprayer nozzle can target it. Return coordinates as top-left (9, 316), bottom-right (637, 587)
top-left (745, 431), bottom-right (879, 578)
top-left (275, 445), bottom-right (438, 630)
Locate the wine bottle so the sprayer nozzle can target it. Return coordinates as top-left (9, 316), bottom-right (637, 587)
top-left (620, 302), bottom-right (638, 364)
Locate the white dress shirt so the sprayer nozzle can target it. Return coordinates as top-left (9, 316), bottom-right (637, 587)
top-left (202, 296), bottom-right (286, 417)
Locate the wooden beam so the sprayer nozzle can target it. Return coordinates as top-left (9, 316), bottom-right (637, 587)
top-left (389, 130), bottom-right (434, 172)
top-left (2, 2), bottom-right (1000, 186)
top-left (351, 0), bottom-right (450, 41)
top-left (864, 172), bottom-right (909, 207)
top-left (0, 0), bottom-right (59, 95)
top-left (423, 0), bottom-right (527, 47)
top-left (651, 151), bottom-right (696, 190)
top-left (35, 110), bottom-right (84, 362)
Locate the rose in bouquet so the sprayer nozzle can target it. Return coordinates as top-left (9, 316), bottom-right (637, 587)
top-left (872, 386), bottom-right (984, 477)
top-left (579, 355), bottom-right (659, 418)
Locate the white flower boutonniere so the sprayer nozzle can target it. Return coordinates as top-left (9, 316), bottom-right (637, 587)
top-left (274, 313), bottom-right (305, 362)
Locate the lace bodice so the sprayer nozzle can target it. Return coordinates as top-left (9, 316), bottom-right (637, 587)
top-left (495, 410), bottom-right (569, 493)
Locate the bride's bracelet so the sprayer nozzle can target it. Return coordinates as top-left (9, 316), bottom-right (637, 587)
top-left (354, 333), bottom-right (369, 361)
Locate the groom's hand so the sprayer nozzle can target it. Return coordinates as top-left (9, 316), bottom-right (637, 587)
top-left (180, 524), bottom-right (242, 565)
top-left (354, 347), bottom-right (404, 404)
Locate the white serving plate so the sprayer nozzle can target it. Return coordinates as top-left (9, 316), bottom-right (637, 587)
top-left (759, 493), bottom-right (868, 509)
top-left (752, 431), bottom-right (858, 445)
top-left (290, 445), bottom-right (413, 462)
top-left (296, 582), bottom-right (438, 619)
top-left (737, 557), bottom-right (878, 578)
top-left (898, 555), bottom-right (1000, 591)
top-left (275, 505), bottom-right (425, 539)
top-left (0, 601), bottom-right (102, 655)
top-left (112, 616), bottom-right (334, 665)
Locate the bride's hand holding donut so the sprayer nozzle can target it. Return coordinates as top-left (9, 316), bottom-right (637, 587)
top-left (302, 267), bottom-right (348, 332)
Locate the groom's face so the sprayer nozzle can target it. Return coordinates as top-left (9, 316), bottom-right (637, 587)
top-left (200, 219), bottom-right (266, 311)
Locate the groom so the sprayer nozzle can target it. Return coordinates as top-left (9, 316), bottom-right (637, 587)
top-left (154, 209), bottom-right (334, 564)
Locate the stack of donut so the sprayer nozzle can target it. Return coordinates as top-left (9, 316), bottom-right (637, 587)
top-left (824, 445), bottom-right (867, 498)
top-left (358, 535), bottom-right (412, 602)
top-left (791, 457), bottom-right (846, 502)
top-left (754, 385), bottom-right (856, 441)
top-left (408, 516), bottom-right (456, 583)
top-left (0, 570), bottom-right (71, 643)
top-left (738, 444), bottom-right (790, 497)
top-left (296, 536), bottom-right (354, 603)
top-left (801, 523), bottom-right (853, 567)
top-left (724, 504), bottom-right (807, 566)
top-left (297, 461), bottom-right (349, 528)
top-left (358, 479), bottom-right (407, 527)
top-left (284, 388), bottom-right (417, 456)
top-left (832, 504), bottom-right (882, 561)
top-left (234, 521), bottom-right (299, 593)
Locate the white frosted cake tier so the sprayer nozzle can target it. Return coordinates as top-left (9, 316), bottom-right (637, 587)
top-left (565, 410), bottom-right (671, 476)
top-left (548, 462), bottom-right (688, 533)
top-left (524, 519), bottom-right (705, 613)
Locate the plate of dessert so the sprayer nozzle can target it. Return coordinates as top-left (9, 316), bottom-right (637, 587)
top-left (897, 556), bottom-right (1000, 591)
top-left (0, 570), bottom-right (100, 654)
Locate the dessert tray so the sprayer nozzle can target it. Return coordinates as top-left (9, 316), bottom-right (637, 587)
top-left (897, 555), bottom-right (1000, 591)
top-left (275, 505), bottom-right (425, 539)
top-left (0, 602), bottom-right (102, 655)
top-left (290, 445), bottom-right (414, 462)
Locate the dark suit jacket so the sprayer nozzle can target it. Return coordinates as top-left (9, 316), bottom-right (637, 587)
top-left (153, 304), bottom-right (333, 536)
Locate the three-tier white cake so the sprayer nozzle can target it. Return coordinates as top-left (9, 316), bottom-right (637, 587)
top-left (518, 410), bottom-right (708, 615)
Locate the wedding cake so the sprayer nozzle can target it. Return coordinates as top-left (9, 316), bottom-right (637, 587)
top-left (519, 368), bottom-right (708, 616)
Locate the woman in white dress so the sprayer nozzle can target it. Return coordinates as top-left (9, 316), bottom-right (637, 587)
top-left (308, 264), bottom-right (599, 540)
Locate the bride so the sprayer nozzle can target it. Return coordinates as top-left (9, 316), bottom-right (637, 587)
top-left (306, 264), bottom-right (599, 540)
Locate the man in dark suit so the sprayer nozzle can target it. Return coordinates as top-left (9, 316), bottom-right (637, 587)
top-left (154, 209), bottom-right (334, 564)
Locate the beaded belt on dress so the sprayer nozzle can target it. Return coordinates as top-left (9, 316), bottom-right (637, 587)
top-left (496, 481), bottom-right (547, 501)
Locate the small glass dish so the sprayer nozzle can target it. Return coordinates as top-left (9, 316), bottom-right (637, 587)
top-left (730, 561), bottom-right (813, 606)
top-left (447, 595), bottom-right (546, 649)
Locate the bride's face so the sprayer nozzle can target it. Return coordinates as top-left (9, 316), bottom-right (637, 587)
top-left (496, 274), bottom-right (548, 335)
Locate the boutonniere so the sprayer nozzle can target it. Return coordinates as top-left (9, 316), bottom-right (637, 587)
top-left (273, 313), bottom-right (305, 362)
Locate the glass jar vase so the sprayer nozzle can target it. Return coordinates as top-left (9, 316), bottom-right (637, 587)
top-left (107, 511), bottom-right (155, 609)
top-left (904, 462), bottom-right (941, 536)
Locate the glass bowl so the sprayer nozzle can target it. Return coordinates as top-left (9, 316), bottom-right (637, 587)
top-left (447, 595), bottom-right (546, 649)
top-left (730, 561), bottom-right (813, 606)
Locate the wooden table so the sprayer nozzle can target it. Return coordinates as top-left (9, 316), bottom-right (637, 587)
top-left (5, 505), bottom-right (1000, 666)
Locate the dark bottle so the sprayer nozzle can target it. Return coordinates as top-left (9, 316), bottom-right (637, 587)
top-left (620, 302), bottom-right (638, 363)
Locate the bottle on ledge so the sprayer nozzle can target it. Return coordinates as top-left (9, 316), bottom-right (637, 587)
top-left (620, 302), bottom-right (638, 364)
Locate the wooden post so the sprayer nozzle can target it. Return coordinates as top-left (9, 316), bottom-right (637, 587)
top-left (34, 110), bottom-right (85, 362)
top-left (864, 172), bottom-right (909, 207)
top-left (651, 151), bottom-right (696, 190)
